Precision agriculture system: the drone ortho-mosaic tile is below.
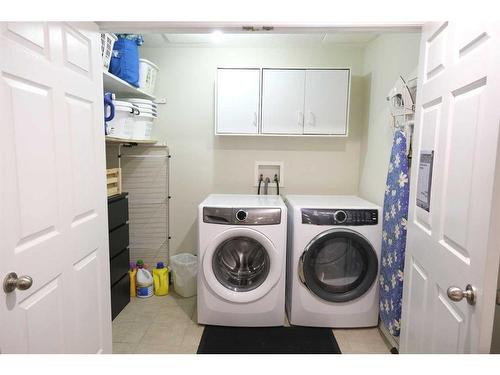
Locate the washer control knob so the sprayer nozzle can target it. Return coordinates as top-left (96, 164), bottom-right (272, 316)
top-left (334, 210), bottom-right (347, 224)
top-left (235, 210), bottom-right (248, 222)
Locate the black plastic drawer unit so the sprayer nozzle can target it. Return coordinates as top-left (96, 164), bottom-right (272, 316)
top-left (108, 224), bottom-right (129, 259)
top-left (108, 194), bottom-right (129, 232)
top-left (111, 273), bottom-right (130, 321)
top-left (110, 248), bottom-right (130, 286)
top-left (107, 193), bottom-right (130, 321)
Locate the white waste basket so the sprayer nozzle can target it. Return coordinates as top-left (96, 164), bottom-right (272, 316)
top-left (170, 253), bottom-right (197, 297)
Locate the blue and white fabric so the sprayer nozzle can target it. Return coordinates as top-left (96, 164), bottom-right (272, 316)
top-left (110, 34), bottom-right (144, 87)
top-left (379, 130), bottom-right (410, 337)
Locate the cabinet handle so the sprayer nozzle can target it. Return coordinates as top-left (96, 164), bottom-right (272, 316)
top-left (297, 111), bottom-right (304, 127)
top-left (253, 112), bottom-right (258, 127)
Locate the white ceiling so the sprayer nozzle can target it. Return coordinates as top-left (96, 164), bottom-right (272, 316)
top-left (141, 32), bottom-right (380, 48)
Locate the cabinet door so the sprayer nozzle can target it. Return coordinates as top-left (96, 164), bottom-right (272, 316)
top-left (216, 68), bottom-right (260, 134)
top-left (304, 69), bottom-right (350, 135)
top-left (261, 69), bottom-right (305, 134)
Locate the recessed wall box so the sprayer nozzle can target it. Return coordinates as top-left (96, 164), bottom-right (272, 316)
top-left (254, 161), bottom-right (284, 187)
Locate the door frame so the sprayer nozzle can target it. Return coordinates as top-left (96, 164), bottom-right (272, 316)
top-left (97, 20), bottom-right (500, 353)
top-left (97, 22), bottom-right (423, 34)
top-left (486, 115), bottom-right (500, 352)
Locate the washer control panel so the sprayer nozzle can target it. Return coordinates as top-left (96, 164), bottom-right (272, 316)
top-left (301, 208), bottom-right (378, 226)
top-left (204, 207), bottom-right (281, 225)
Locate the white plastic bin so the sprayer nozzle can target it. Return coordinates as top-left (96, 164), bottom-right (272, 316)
top-left (138, 59), bottom-right (159, 95)
top-left (126, 98), bottom-right (156, 105)
top-left (170, 253), bottom-right (197, 298)
top-left (107, 104), bottom-right (136, 139)
top-left (134, 103), bottom-right (158, 114)
top-left (130, 113), bottom-right (155, 140)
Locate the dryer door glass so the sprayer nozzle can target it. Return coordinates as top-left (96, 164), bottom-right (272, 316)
top-left (301, 229), bottom-right (378, 302)
top-left (212, 236), bottom-right (270, 292)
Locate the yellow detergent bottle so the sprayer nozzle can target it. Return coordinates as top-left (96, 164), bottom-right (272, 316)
top-left (153, 262), bottom-right (169, 296)
top-left (129, 263), bottom-right (137, 297)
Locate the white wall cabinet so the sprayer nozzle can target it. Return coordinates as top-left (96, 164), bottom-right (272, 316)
top-left (216, 68), bottom-right (260, 134)
top-left (216, 67), bottom-right (350, 136)
top-left (261, 69), bottom-right (305, 134)
top-left (303, 69), bottom-right (350, 135)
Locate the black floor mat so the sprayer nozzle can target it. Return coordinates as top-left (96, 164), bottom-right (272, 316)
top-left (197, 325), bottom-right (342, 354)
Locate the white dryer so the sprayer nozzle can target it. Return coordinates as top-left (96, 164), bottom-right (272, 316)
top-left (197, 194), bottom-right (287, 326)
top-left (285, 195), bottom-right (382, 328)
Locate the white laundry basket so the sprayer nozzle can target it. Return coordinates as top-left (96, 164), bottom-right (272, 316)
top-left (170, 253), bottom-right (197, 298)
top-left (100, 33), bottom-right (117, 70)
top-left (138, 59), bottom-right (159, 95)
top-left (106, 104), bottom-right (136, 139)
top-left (130, 113), bottom-right (155, 140)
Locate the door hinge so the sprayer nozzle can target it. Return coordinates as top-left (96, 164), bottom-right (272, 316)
top-left (496, 289), bottom-right (500, 306)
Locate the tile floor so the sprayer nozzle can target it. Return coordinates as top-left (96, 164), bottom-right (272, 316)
top-left (332, 328), bottom-right (392, 354)
top-left (112, 293), bottom-right (390, 354)
top-left (112, 292), bottom-right (200, 354)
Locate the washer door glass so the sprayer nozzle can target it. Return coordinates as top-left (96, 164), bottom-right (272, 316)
top-left (212, 236), bottom-right (270, 292)
top-left (301, 229), bottom-right (378, 302)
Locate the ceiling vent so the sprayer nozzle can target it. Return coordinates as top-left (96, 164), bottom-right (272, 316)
top-left (242, 26), bottom-right (274, 32)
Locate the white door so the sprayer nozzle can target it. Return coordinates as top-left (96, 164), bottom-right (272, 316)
top-left (216, 68), bottom-right (260, 134)
top-left (0, 22), bottom-right (112, 353)
top-left (400, 21), bottom-right (500, 353)
top-left (261, 69), bottom-right (305, 134)
top-left (303, 69), bottom-right (350, 135)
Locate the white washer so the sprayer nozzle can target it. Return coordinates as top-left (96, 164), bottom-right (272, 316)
top-left (285, 195), bottom-right (382, 328)
top-left (198, 194), bottom-right (287, 326)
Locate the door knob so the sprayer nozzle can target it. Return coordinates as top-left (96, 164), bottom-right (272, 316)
top-left (3, 272), bottom-right (33, 293)
top-left (447, 284), bottom-right (476, 305)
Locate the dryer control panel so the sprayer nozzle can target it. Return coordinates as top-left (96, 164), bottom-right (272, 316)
top-left (301, 208), bottom-right (378, 226)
